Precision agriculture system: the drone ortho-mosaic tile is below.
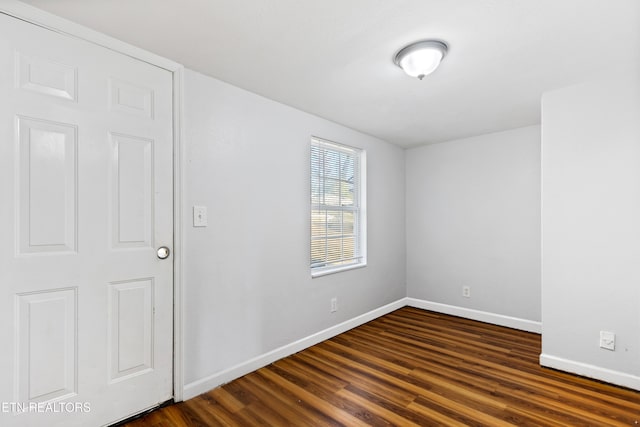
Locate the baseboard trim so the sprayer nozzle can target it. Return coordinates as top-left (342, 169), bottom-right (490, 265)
top-left (540, 353), bottom-right (640, 391)
top-left (406, 298), bottom-right (542, 333)
top-left (183, 297), bottom-right (407, 400)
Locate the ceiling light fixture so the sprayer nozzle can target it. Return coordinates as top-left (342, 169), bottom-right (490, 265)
top-left (394, 40), bottom-right (448, 80)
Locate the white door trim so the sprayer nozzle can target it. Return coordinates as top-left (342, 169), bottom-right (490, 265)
top-left (0, 0), bottom-right (185, 402)
top-left (171, 67), bottom-right (185, 402)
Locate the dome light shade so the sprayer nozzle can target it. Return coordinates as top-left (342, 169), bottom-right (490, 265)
top-left (394, 40), bottom-right (448, 80)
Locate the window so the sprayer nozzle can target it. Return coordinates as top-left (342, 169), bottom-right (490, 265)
top-left (310, 137), bottom-right (366, 276)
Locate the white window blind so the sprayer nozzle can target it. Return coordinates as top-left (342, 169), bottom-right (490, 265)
top-left (310, 137), bottom-right (365, 275)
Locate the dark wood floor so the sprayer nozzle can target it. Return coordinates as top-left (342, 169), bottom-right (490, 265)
top-left (123, 307), bottom-right (640, 426)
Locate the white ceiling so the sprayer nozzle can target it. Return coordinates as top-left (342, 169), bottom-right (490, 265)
top-left (20, 0), bottom-right (640, 147)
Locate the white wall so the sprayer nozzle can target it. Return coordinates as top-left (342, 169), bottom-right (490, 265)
top-left (182, 69), bottom-right (406, 394)
top-left (405, 126), bottom-right (541, 325)
top-left (541, 77), bottom-right (640, 389)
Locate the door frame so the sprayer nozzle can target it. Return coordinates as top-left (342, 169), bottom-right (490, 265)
top-left (0, 0), bottom-right (186, 402)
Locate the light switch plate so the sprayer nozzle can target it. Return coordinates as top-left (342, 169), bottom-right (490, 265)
top-left (193, 205), bottom-right (207, 227)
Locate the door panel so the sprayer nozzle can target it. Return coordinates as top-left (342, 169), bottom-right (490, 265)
top-left (108, 278), bottom-right (154, 382)
top-left (0, 12), bottom-right (173, 427)
top-left (16, 288), bottom-right (77, 403)
top-left (110, 132), bottom-right (154, 248)
top-left (17, 116), bottom-right (78, 254)
top-left (17, 53), bottom-right (78, 101)
top-left (109, 78), bottom-right (154, 118)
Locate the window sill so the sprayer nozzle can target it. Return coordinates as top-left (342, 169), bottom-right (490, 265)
top-left (311, 262), bottom-right (367, 278)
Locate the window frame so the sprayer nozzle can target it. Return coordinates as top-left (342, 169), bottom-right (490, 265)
top-left (310, 136), bottom-right (367, 277)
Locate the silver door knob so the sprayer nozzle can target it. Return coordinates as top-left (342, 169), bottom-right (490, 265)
top-left (157, 246), bottom-right (170, 259)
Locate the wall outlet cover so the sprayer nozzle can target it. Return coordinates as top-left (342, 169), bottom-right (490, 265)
top-left (599, 331), bottom-right (615, 351)
top-left (330, 297), bottom-right (338, 313)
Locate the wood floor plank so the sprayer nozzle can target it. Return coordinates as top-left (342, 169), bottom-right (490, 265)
top-left (334, 387), bottom-right (423, 427)
top-left (258, 366), bottom-right (370, 427)
top-left (301, 347), bottom-right (419, 407)
top-left (205, 387), bottom-right (246, 413)
top-left (121, 307), bottom-right (640, 426)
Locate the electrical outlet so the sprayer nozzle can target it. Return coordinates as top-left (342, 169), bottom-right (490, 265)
top-left (330, 297), bottom-right (338, 313)
top-left (600, 331), bottom-right (615, 351)
top-left (462, 286), bottom-right (471, 298)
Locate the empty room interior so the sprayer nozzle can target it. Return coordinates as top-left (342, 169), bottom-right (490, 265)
top-left (1, 0), bottom-right (640, 425)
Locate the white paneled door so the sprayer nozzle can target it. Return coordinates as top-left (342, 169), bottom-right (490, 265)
top-left (0, 13), bottom-right (174, 427)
